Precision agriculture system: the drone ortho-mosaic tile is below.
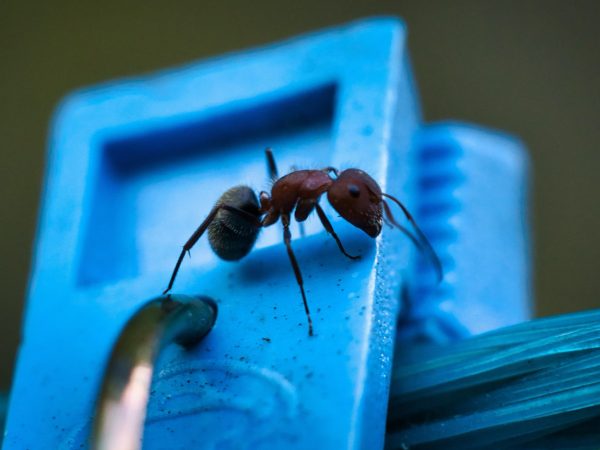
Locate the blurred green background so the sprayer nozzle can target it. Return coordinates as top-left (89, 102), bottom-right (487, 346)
top-left (1, 1), bottom-right (598, 392)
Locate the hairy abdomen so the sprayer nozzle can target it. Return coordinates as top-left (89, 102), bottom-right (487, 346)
top-left (208, 186), bottom-right (261, 260)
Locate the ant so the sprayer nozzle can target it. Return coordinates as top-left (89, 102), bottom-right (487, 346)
top-left (163, 149), bottom-right (442, 336)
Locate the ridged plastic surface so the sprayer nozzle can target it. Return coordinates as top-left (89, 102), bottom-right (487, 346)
top-left (399, 123), bottom-right (532, 342)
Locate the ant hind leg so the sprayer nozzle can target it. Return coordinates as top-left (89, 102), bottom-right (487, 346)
top-left (163, 206), bottom-right (221, 294)
top-left (163, 203), bottom-right (262, 295)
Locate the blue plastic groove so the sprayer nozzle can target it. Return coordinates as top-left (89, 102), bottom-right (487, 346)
top-left (77, 83), bottom-right (337, 287)
top-left (399, 138), bottom-right (467, 342)
top-left (400, 123), bottom-right (531, 341)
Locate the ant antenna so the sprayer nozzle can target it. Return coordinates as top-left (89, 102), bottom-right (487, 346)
top-left (381, 193), bottom-right (443, 282)
top-left (265, 148), bottom-right (279, 181)
top-left (381, 202), bottom-right (424, 252)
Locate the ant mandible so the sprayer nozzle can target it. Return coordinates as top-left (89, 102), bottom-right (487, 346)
top-left (163, 149), bottom-right (442, 336)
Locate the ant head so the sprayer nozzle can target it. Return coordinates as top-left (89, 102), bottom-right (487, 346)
top-left (327, 169), bottom-right (383, 237)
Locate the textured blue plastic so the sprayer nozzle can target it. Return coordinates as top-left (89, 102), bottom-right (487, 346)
top-left (5, 19), bottom-right (421, 450)
top-left (4, 19), bottom-right (531, 450)
top-left (399, 123), bottom-right (532, 341)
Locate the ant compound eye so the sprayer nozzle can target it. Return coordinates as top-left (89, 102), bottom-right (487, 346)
top-left (348, 184), bottom-right (361, 198)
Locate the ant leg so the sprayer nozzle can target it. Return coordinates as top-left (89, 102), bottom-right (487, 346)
top-left (282, 215), bottom-right (314, 336)
top-left (298, 222), bottom-right (306, 238)
top-left (265, 148), bottom-right (279, 181)
top-left (315, 204), bottom-right (360, 260)
top-left (382, 193), bottom-right (443, 282)
top-left (163, 206), bottom-right (220, 294)
top-left (293, 199), bottom-right (310, 237)
top-left (290, 164), bottom-right (307, 243)
top-left (383, 215), bottom-right (395, 229)
top-left (261, 208), bottom-right (279, 227)
top-left (259, 191), bottom-right (272, 214)
top-left (163, 204), bottom-right (261, 295)
top-left (287, 168), bottom-right (306, 239)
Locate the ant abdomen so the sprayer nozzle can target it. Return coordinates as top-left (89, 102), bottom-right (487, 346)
top-left (208, 185), bottom-right (261, 261)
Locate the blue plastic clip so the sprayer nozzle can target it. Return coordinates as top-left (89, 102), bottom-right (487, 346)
top-left (4, 19), bottom-right (531, 450)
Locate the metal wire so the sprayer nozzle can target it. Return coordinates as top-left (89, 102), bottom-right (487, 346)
top-left (91, 295), bottom-right (217, 450)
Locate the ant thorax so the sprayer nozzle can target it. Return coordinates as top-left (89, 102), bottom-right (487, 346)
top-left (269, 170), bottom-right (333, 215)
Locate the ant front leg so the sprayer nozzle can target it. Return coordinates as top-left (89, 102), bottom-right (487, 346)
top-left (281, 214), bottom-right (314, 336)
top-left (315, 204), bottom-right (360, 260)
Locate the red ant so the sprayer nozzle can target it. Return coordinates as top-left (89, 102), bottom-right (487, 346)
top-left (163, 149), bottom-right (442, 336)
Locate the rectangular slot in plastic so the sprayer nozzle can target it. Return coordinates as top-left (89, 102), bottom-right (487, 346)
top-left (77, 83), bottom-right (337, 287)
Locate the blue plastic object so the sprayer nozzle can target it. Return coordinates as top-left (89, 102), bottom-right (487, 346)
top-left (4, 18), bottom-right (531, 449)
top-left (400, 123), bottom-right (532, 342)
